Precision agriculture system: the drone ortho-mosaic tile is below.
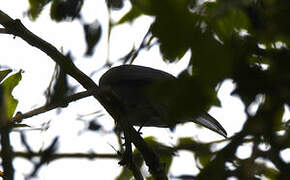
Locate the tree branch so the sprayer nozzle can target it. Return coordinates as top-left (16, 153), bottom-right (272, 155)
top-left (0, 28), bottom-right (9, 34)
top-left (0, 127), bottom-right (14, 180)
top-left (0, 84), bottom-right (14, 180)
top-left (120, 130), bottom-right (144, 180)
top-left (0, 10), bottom-right (168, 179)
top-left (11, 89), bottom-right (99, 123)
top-left (0, 151), bottom-right (118, 160)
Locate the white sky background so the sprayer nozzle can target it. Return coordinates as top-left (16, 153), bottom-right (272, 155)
top-left (1, 0), bottom-right (288, 179)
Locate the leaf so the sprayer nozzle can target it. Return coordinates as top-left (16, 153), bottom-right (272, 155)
top-left (13, 123), bottom-right (31, 128)
top-left (215, 9), bottom-right (250, 41)
top-left (263, 166), bottom-right (279, 180)
top-left (28, 0), bottom-right (52, 20)
top-left (84, 20), bottom-right (102, 56)
top-left (0, 86), bottom-right (6, 126)
top-left (46, 65), bottom-right (74, 105)
top-left (50, 0), bottom-right (83, 22)
top-left (197, 153), bottom-right (211, 167)
top-left (132, 0), bottom-right (154, 15)
top-left (116, 167), bottom-right (133, 180)
top-left (150, 0), bottom-right (196, 61)
top-left (178, 137), bottom-right (196, 145)
top-left (0, 69), bottom-right (12, 83)
top-left (1, 70), bottom-right (23, 119)
top-left (116, 150), bottom-right (144, 180)
top-left (117, 5), bottom-right (142, 25)
top-left (144, 137), bottom-right (174, 173)
top-left (177, 137), bottom-right (212, 168)
top-left (106, 0), bottom-right (124, 10)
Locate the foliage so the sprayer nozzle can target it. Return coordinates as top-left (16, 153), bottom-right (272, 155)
top-left (28, 0), bottom-right (83, 21)
top-left (0, 69), bottom-right (22, 120)
top-left (83, 20), bottom-right (102, 56)
top-left (1, 0), bottom-right (290, 179)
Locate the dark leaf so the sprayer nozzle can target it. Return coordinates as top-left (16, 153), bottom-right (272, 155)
top-left (150, 0), bottom-right (196, 61)
top-left (84, 20), bottom-right (102, 56)
top-left (117, 5), bottom-right (142, 24)
top-left (106, 0), bottom-right (124, 10)
top-left (45, 62), bottom-right (75, 106)
top-left (50, 0), bottom-right (83, 21)
top-left (144, 137), bottom-right (175, 173)
top-left (88, 120), bottom-right (102, 131)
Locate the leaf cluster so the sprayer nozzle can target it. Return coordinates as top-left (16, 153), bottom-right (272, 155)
top-left (6, 0), bottom-right (290, 179)
top-left (106, 0), bottom-right (290, 179)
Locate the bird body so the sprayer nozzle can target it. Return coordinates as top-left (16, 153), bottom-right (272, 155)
top-left (99, 65), bottom-right (227, 137)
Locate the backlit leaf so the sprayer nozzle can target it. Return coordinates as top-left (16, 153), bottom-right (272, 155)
top-left (1, 70), bottom-right (23, 119)
top-left (0, 69), bottom-right (12, 83)
top-left (28, 0), bottom-right (52, 20)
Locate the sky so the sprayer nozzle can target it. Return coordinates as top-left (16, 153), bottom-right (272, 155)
top-left (2, 0), bottom-right (287, 180)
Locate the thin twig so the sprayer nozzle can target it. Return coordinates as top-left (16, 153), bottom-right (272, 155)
top-left (122, 131), bottom-right (144, 180)
top-left (129, 25), bottom-right (153, 64)
top-left (0, 151), bottom-right (118, 160)
top-left (11, 89), bottom-right (99, 123)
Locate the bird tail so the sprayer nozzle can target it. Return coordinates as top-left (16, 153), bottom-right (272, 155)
top-left (191, 113), bottom-right (227, 138)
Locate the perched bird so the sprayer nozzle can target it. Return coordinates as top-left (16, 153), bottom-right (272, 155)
top-left (99, 65), bottom-right (227, 137)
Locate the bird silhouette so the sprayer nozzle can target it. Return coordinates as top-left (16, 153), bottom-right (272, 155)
top-left (99, 65), bottom-right (227, 138)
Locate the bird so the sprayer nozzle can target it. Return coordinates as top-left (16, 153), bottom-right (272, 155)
top-left (99, 65), bottom-right (227, 138)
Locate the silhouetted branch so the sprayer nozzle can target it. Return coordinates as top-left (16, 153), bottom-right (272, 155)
top-left (0, 85), bottom-right (14, 179)
top-left (11, 89), bottom-right (99, 123)
top-left (0, 10), bottom-right (168, 179)
top-left (120, 131), bottom-right (144, 180)
top-left (9, 151), bottom-right (118, 160)
top-left (0, 28), bottom-right (9, 34)
top-left (0, 127), bottom-right (14, 180)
